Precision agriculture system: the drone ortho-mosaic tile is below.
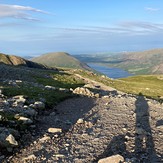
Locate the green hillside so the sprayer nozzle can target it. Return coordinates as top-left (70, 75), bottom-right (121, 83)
top-left (32, 52), bottom-right (91, 70)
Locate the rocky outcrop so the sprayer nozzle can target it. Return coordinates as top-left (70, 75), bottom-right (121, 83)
top-left (72, 87), bottom-right (99, 98)
top-left (0, 53), bottom-right (57, 70)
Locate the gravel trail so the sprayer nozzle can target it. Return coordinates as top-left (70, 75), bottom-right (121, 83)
top-left (3, 78), bottom-right (163, 163)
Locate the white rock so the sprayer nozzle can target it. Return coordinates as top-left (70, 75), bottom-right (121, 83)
top-left (5, 134), bottom-right (18, 146)
top-left (98, 154), bottom-right (124, 163)
top-left (22, 154), bottom-right (36, 161)
top-left (18, 117), bottom-right (33, 124)
top-left (45, 85), bottom-right (56, 90)
top-left (48, 128), bottom-right (62, 133)
top-left (77, 118), bottom-right (84, 124)
top-left (39, 136), bottom-right (51, 142)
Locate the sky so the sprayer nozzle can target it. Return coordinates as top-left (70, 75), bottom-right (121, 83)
top-left (0, 0), bottom-right (163, 56)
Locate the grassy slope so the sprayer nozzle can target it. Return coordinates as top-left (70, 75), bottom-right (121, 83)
top-left (76, 70), bottom-right (163, 101)
top-left (32, 52), bottom-right (91, 70)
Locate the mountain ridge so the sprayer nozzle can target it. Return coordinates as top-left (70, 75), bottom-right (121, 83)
top-left (0, 53), bottom-right (56, 70)
top-left (75, 48), bottom-right (163, 75)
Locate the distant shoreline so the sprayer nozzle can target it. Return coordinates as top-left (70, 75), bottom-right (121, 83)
top-left (87, 63), bottom-right (133, 79)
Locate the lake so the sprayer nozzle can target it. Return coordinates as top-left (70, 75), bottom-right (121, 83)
top-left (88, 63), bottom-right (133, 79)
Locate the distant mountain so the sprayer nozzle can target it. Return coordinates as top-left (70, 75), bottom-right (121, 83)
top-left (32, 52), bottom-right (91, 70)
top-left (112, 48), bottom-right (163, 74)
top-left (77, 49), bottom-right (163, 75)
top-left (0, 53), bottom-right (52, 69)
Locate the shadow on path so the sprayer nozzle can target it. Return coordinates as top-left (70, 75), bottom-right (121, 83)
top-left (95, 95), bottom-right (163, 163)
top-left (134, 95), bottom-right (156, 162)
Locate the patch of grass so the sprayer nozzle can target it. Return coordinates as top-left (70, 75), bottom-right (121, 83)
top-left (2, 83), bottom-right (73, 109)
top-left (34, 71), bottom-right (85, 89)
top-left (116, 75), bottom-right (163, 99)
top-left (1, 69), bottom-right (85, 109)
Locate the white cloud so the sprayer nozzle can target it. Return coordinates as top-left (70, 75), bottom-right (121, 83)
top-left (119, 21), bottom-right (163, 32)
top-left (0, 4), bottom-right (47, 21)
top-left (145, 7), bottom-right (160, 12)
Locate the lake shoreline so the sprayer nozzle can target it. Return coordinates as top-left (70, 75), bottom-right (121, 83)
top-left (87, 63), bottom-right (133, 79)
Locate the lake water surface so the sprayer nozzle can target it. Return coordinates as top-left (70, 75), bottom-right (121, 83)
top-left (88, 63), bottom-right (133, 79)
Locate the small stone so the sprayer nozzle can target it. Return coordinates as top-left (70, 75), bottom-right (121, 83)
top-left (98, 154), bottom-right (124, 163)
top-left (48, 128), bottom-right (62, 133)
top-left (65, 144), bottom-right (70, 147)
top-left (33, 101), bottom-right (45, 109)
top-left (39, 136), bottom-right (51, 142)
top-left (122, 128), bottom-right (127, 131)
top-left (6, 134), bottom-right (18, 146)
top-left (18, 117), bottom-right (33, 124)
top-left (22, 154), bottom-right (36, 161)
top-left (125, 135), bottom-right (130, 140)
top-left (77, 118), bottom-right (84, 124)
top-left (54, 154), bottom-right (65, 158)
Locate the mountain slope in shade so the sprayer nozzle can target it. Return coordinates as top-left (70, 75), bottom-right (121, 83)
top-left (32, 52), bottom-right (91, 70)
top-left (0, 53), bottom-right (53, 69)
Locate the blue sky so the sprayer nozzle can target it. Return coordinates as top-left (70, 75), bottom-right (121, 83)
top-left (0, 0), bottom-right (163, 56)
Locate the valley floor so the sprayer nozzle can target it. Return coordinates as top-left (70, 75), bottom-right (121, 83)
top-left (2, 77), bottom-right (163, 163)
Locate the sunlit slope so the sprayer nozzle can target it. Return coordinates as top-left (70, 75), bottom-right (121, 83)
top-left (32, 52), bottom-right (91, 70)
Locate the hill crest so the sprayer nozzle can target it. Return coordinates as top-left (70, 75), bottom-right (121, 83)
top-left (0, 53), bottom-right (54, 69)
top-left (32, 52), bottom-right (91, 70)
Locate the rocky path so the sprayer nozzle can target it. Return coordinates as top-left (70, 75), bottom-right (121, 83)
top-left (2, 78), bottom-right (163, 163)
